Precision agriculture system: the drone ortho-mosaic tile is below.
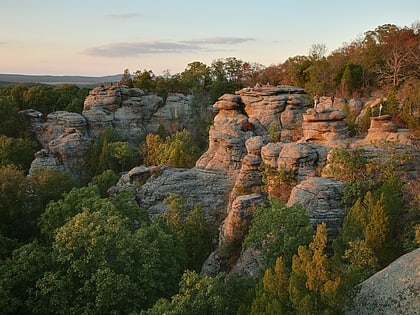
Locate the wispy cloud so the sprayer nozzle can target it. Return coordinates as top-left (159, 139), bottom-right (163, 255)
top-left (182, 37), bottom-right (254, 45)
top-left (83, 41), bottom-right (203, 57)
top-left (105, 12), bottom-right (142, 19)
top-left (83, 37), bottom-right (253, 58)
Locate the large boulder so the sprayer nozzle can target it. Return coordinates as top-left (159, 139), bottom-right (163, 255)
top-left (346, 248), bottom-right (420, 315)
top-left (287, 177), bottom-right (346, 238)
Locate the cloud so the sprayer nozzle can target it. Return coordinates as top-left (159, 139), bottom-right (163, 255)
top-left (83, 37), bottom-right (253, 58)
top-left (182, 37), bottom-right (254, 45)
top-left (105, 12), bottom-right (142, 19)
top-left (83, 41), bottom-right (204, 57)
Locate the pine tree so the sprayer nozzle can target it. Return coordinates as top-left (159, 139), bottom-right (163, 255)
top-left (250, 257), bottom-right (291, 314)
top-left (290, 223), bottom-right (344, 314)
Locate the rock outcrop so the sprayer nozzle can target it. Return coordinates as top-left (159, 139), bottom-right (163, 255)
top-left (23, 84), bottom-right (198, 182)
top-left (346, 248), bottom-right (420, 315)
top-left (287, 177), bottom-right (346, 238)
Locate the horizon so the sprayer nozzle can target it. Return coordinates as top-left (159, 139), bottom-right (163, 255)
top-left (2, 0), bottom-right (419, 77)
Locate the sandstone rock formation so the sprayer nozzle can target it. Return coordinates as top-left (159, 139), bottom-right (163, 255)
top-left (287, 177), bottom-right (346, 238)
top-left (346, 247), bottom-right (420, 315)
top-left (23, 84), bottom-right (198, 182)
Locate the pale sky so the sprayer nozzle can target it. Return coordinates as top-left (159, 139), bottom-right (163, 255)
top-left (1, 0), bottom-right (419, 76)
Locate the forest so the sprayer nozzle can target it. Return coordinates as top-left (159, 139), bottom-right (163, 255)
top-left (0, 22), bottom-right (419, 314)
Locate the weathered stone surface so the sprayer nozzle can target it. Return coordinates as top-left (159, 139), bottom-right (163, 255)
top-left (260, 142), bottom-right (284, 167)
top-left (83, 85), bottom-right (165, 142)
top-left (222, 193), bottom-right (265, 241)
top-left (346, 248), bottom-right (420, 315)
top-left (48, 131), bottom-right (92, 181)
top-left (302, 108), bottom-right (349, 142)
top-left (195, 105), bottom-right (253, 176)
top-left (287, 177), bottom-right (346, 238)
top-left (26, 111), bottom-right (87, 148)
top-left (136, 167), bottom-right (233, 222)
top-left (29, 149), bottom-right (66, 175)
top-left (230, 247), bottom-right (264, 277)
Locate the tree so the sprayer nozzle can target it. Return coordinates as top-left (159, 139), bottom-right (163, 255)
top-left (132, 69), bottom-right (156, 92)
top-left (0, 241), bottom-right (53, 315)
top-left (108, 141), bottom-right (138, 172)
top-left (289, 223), bottom-right (344, 314)
top-left (119, 68), bottom-right (134, 87)
top-left (0, 135), bottom-right (38, 172)
top-left (243, 200), bottom-right (313, 267)
top-left (0, 165), bottom-right (31, 240)
top-left (164, 194), bottom-right (217, 271)
top-left (0, 97), bottom-right (29, 138)
top-left (250, 257), bottom-right (292, 314)
top-left (22, 85), bottom-right (56, 114)
top-left (34, 209), bottom-right (185, 314)
top-left (145, 271), bottom-right (254, 315)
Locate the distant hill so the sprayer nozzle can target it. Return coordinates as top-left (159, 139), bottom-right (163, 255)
top-left (0, 73), bottom-right (122, 86)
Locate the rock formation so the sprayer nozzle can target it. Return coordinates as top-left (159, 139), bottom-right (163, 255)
top-left (346, 247), bottom-right (420, 315)
top-left (23, 84), bottom-right (198, 181)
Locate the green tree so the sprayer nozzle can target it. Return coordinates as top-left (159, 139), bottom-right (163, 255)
top-left (0, 165), bottom-right (30, 240)
top-left (89, 169), bottom-right (120, 197)
top-left (244, 200), bottom-right (313, 266)
top-left (108, 141), bottom-right (138, 172)
top-left (250, 257), bottom-right (292, 314)
top-left (0, 241), bottom-right (53, 315)
top-left (33, 209), bottom-right (184, 314)
top-left (119, 68), bottom-right (134, 88)
top-left (22, 85), bottom-right (56, 114)
top-left (164, 194), bottom-right (217, 271)
top-left (158, 129), bottom-right (200, 168)
top-left (0, 135), bottom-right (38, 172)
top-left (0, 97), bottom-right (29, 138)
top-left (289, 223), bottom-right (344, 314)
top-left (145, 271), bottom-right (254, 315)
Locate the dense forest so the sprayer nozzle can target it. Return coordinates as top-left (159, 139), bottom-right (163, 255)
top-left (0, 22), bottom-right (419, 314)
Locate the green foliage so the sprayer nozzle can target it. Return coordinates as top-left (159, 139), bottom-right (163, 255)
top-left (32, 213), bottom-right (185, 314)
top-left (243, 200), bottom-right (313, 266)
top-left (144, 271), bottom-right (255, 315)
top-left (323, 147), bottom-right (367, 181)
top-left (89, 170), bottom-right (120, 197)
top-left (164, 194), bottom-right (217, 271)
top-left (0, 241), bottom-right (53, 315)
top-left (290, 223), bottom-right (345, 314)
top-left (144, 129), bottom-right (201, 168)
top-left (259, 164), bottom-right (296, 203)
top-left (268, 123), bottom-right (281, 142)
top-left (400, 78), bottom-right (420, 130)
top-left (250, 257), bottom-right (292, 314)
top-left (0, 135), bottom-right (38, 172)
top-left (0, 97), bottom-right (29, 138)
top-left (39, 185), bottom-right (148, 240)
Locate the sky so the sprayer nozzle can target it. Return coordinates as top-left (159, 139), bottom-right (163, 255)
top-left (1, 0), bottom-right (419, 77)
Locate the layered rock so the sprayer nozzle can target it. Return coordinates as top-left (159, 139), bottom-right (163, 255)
top-left (135, 167), bottom-right (233, 222)
top-left (83, 84), bottom-right (164, 142)
top-left (29, 149), bottom-right (66, 175)
top-left (195, 94), bottom-right (254, 176)
top-left (26, 111), bottom-right (87, 148)
top-left (346, 247), bottom-right (420, 315)
top-left (287, 177), bottom-right (346, 238)
top-left (302, 107), bottom-right (349, 141)
top-left (48, 130), bottom-right (92, 182)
